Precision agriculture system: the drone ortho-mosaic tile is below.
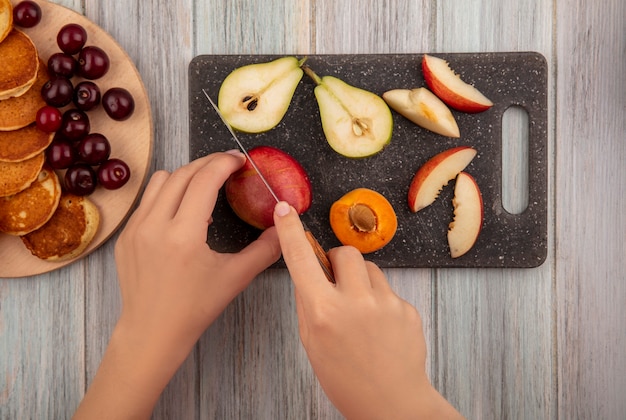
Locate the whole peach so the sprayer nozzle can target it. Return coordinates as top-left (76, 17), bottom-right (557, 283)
top-left (225, 146), bottom-right (312, 229)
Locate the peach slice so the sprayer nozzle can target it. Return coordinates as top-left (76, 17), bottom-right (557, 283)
top-left (422, 54), bottom-right (493, 113)
top-left (225, 146), bottom-right (312, 229)
top-left (383, 87), bottom-right (460, 137)
top-left (329, 188), bottom-right (397, 254)
top-left (407, 146), bottom-right (477, 212)
top-left (448, 171), bottom-right (483, 258)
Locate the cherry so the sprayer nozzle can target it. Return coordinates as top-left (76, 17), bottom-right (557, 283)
top-left (13, 1), bottom-right (42, 28)
top-left (47, 53), bottom-right (78, 78)
top-left (59, 109), bottom-right (90, 141)
top-left (73, 81), bottom-right (101, 111)
top-left (77, 133), bottom-right (111, 165)
top-left (36, 106), bottom-right (63, 133)
top-left (41, 77), bottom-right (74, 108)
top-left (57, 23), bottom-right (87, 55)
top-left (102, 88), bottom-right (135, 121)
top-left (78, 46), bottom-right (110, 80)
top-left (65, 163), bottom-right (97, 196)
top-left (98, 158), bottom-right (131, 189)
top-left (46, 139), bottom-right (77, 169)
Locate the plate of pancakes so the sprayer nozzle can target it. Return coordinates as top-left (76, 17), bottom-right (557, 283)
top-left (0, 0), bottom-right (153, 278)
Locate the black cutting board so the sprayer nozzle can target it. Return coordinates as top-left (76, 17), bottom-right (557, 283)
top-left (188, 52), bottom-right (548, 268)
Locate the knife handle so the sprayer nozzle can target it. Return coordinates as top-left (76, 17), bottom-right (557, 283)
top-left (304, 230), bottom-right (335, 284)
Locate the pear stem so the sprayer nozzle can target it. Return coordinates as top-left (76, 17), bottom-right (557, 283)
top-left (298, 56), bottom-right (308, 67)
top-left (302, 65), bottom-right (323, 85)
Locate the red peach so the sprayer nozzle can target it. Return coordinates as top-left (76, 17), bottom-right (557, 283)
top-left (225, 146), bottom-right (312, 229)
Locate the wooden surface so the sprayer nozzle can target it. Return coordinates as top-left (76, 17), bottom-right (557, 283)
top-left (1, 0), bottom-right (624, 418)
top-left (0, 1), bottom-right (153, 278)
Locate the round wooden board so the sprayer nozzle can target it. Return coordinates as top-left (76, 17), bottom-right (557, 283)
top-left (0, 0), bottom-right (153, 278)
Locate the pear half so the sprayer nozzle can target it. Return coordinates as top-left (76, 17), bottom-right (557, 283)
top-left (303, 66), bottom-right (393, 158)
top-left (218, 56), bottom-right (305, 133)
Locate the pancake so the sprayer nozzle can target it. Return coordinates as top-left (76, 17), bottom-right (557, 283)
top-left (0, 29), bottom-right (39, 100)
top-left (0, 59), bottom-right (49, 131)
top-left (0, 123), bottom-right (54, 162)
top-left (0, 151), bottom-right (45, 197)
top-left (22, 194), bottom-right (100, 261)
top-left (0, 0), bottom-right (12, 43)
top-left (0, 166), bottom-right (61, 235)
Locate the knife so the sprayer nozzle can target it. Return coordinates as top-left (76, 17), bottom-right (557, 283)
top-left (202, 89), bottom-right (335, 284)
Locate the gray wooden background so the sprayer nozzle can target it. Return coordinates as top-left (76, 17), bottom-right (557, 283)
top-left (1, 0), bottom-right (625, 419)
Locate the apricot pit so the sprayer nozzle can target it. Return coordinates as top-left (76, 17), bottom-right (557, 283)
top-left (329, 188), bottom-right (397, 254)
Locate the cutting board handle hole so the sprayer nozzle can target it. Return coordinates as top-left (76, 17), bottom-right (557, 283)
top-left (502, 105), bottom-right (529, 214)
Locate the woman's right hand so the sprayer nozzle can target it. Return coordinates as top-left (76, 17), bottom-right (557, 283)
top-left (272, 201), bottom-right (465, 419)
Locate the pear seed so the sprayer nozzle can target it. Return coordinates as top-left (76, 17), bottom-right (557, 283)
top-left (247, 99), bottom-right (258, 111)
top-left (241, 96), bottom-right (259, 111)
top-left (348, 203), bottom-right (377, 233)
top-left (352, 119), bottom-right (369, 136)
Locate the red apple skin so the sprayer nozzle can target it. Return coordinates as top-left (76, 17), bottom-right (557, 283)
top-left (225, 146), bottom-right (312, 229)
top-left (407, 146), bottom-right (477, 212)
top-left (422, 55), bottom-right (493, 113)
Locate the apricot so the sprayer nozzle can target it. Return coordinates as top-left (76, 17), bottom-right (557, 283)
top-left (329, 188), bottom-right (397, 254)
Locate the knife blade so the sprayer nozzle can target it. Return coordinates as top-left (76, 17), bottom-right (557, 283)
top-left (202, 89), bottom-right (335, 284)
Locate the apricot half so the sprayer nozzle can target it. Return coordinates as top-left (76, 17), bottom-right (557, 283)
top-left (329, 188), bottom-right (397, 254)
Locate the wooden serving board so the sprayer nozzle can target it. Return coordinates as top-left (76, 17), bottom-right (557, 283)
top-left (0, 1), bottom-right (153, 278)
top-left (189, 53), bottom-right (547, 268)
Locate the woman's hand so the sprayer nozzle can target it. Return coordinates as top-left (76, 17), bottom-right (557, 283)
top-left (272, 201), bottom-right (464, 420)
top-left (74, 151), bottom-right (280, 419)
top-left (114, 151), bottom-right (280, 354)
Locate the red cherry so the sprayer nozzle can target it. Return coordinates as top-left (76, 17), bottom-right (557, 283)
top-left (77, 133), bottom-right (111, 165)
top-left (65, 163), bottom-right (97, 196)
top-left (36, 106), bottom-right (62, 133)
top-left (57, 23), bottom-right (88, 55)
top-left (46, 139), bottom-right (77, 169)
top-left (59, 109), bottom-right (90, 141)
top-left (98, 158), bottom-right (131, 189)
top-left (78, 46), bottom-right (110, 80)
top-left (13, 1), bottom-right (42, 28)
top-left (102, 88), bottom-right (135, 121)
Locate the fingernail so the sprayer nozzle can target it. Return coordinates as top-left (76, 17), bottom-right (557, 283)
top-left (274, 201), bottom-right (291, 217)
top-left (225, 149), bottom-right (244, 156)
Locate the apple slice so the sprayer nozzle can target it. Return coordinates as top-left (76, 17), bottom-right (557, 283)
top-left (422, 54), bottom-right (493, 113)
top-left (408, 146), bottom-right (477, 212)
top-left (382, 87), bottom-right (460, 137)
top-left (448, 172), bottom-right (483, 258)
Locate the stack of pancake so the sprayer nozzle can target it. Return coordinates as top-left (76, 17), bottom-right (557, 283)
top-left (0, 0), bottom-right (100, 262)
